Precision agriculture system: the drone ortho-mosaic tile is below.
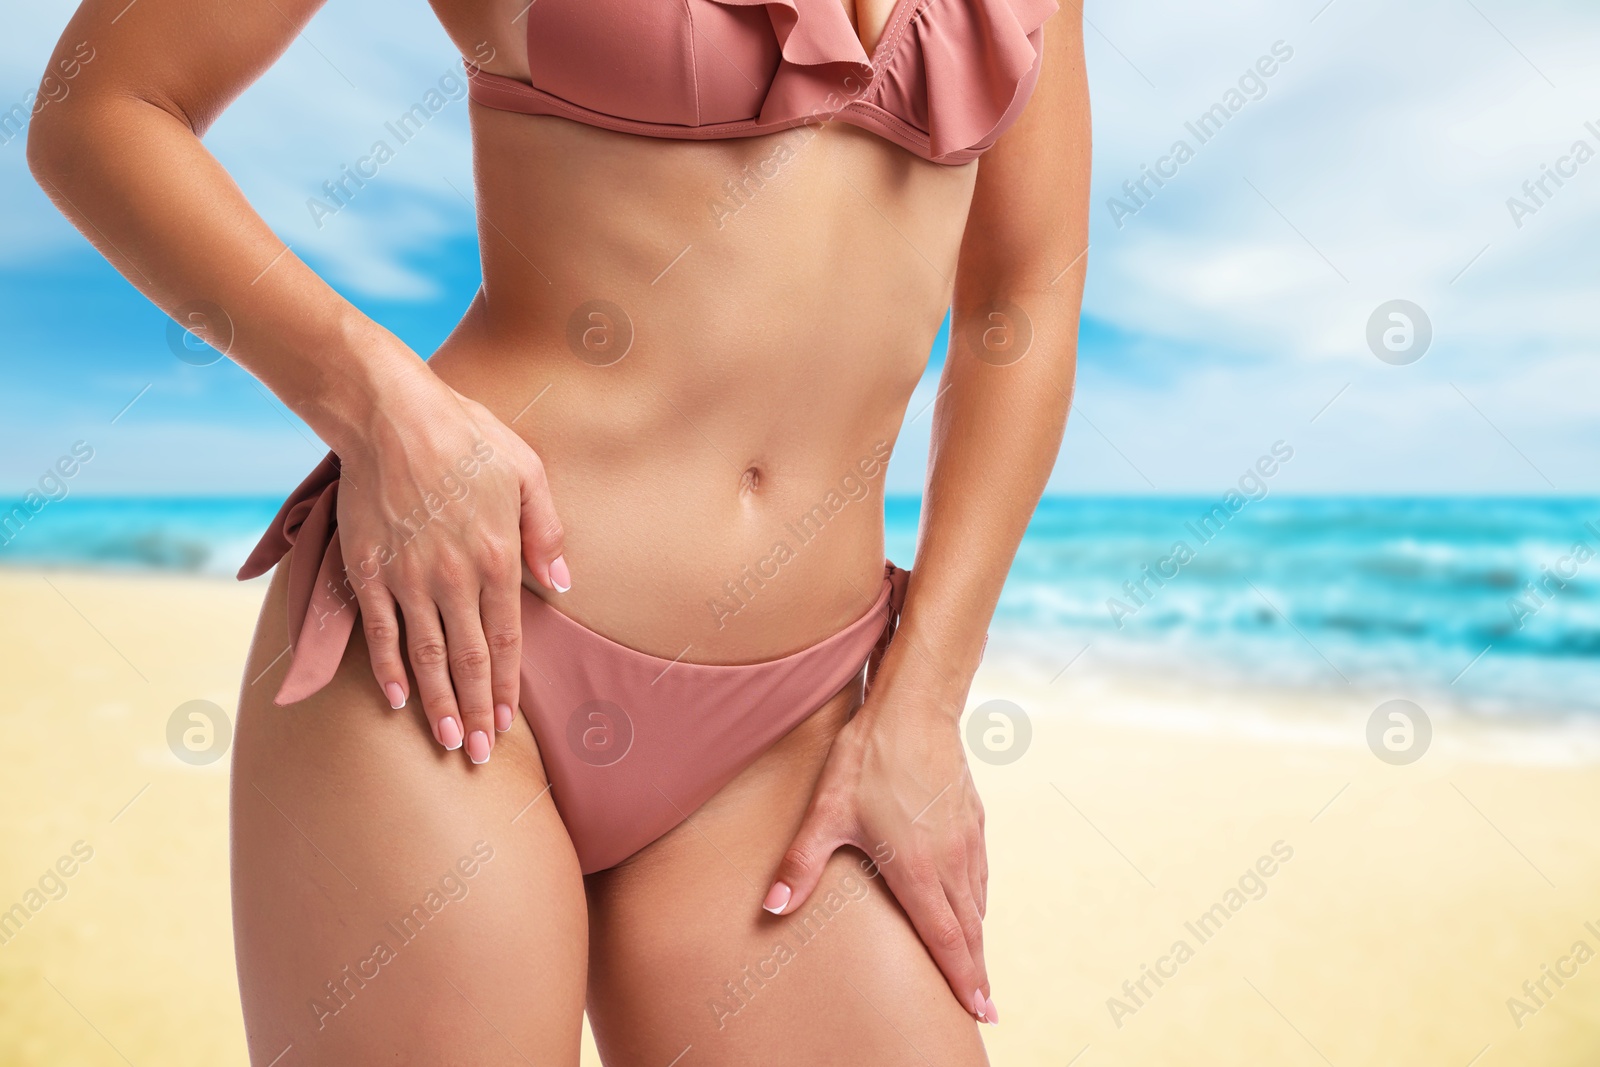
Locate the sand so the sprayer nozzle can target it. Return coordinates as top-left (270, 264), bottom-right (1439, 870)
top-left (2, 567), bottom-right (1597, 1065)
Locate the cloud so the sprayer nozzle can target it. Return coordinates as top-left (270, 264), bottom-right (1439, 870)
top-left (1084, 0), bottom-right (1600, 361)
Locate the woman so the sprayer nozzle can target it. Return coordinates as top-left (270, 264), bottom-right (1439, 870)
top-left (29, 0), bottom-right (1087, 1061)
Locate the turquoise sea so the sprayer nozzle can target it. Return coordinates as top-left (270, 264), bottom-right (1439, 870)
top-left (4, 495), bottom-right (1595, 716)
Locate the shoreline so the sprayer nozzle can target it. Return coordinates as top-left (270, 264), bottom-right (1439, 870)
top-left (981, 622), bottom-right (1600, 754)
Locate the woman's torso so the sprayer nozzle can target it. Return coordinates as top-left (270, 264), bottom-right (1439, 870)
top-left (422, 0), bottom-right (979, 661)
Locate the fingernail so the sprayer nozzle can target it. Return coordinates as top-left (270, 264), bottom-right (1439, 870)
top-left (495, 703), bottom-right (514, 732)
top-left (762, 882), bottom-right (791, 914)
top-left (466, 730), bottom-right (491, 765)
top-left (983, 994), bottom-right (999, 1025)
top-left (383, 682), bottom-right (406, 710)
top-left (971, 990), bottom-right (987, 1021)
top-left (550, 554), bottom-right (571, 593)
top-left (437, 716), bottom-right (463, 750)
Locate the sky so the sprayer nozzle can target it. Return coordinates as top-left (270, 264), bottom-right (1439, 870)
top-left (1, 0), bottom-right (1596, 497)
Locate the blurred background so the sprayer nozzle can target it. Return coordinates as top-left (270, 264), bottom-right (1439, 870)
top-left (3, 0), bottom-right (1598, 1063)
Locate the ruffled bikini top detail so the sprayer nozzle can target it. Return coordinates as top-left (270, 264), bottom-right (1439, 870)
top-left (465, 0), bottom-right (1057, 164)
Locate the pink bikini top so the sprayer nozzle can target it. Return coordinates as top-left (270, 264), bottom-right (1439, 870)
top-left (464, 0), bottom-right (1057, 165)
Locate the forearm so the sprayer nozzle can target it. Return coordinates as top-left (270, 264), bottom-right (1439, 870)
top-left (871, 2), bottom-right (1089, 722)
top-left (878, 296), bottom-right (1079, 716)
top-left (27, 91), bottom-right (416, 453)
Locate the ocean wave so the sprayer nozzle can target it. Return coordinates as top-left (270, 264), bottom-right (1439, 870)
top-left (3, 493), bottom-right (1596, 714)
top-left (987, 496), bottom-right (1600, 715)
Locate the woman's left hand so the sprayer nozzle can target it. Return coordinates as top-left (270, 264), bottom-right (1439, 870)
top-left (763, 691), bottom-right (996, 1025)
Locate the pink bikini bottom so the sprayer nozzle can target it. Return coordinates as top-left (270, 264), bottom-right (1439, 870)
top-left (238, 453), bottom-right (909, 873)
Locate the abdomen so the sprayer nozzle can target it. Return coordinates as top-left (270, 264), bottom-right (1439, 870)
top-left (426, 108), bottom-right (976, 661)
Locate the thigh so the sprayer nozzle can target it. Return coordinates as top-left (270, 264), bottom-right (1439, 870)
top-left (231, 556), bottom-right (588, 1067)
top-left (583, 684), bottom-right (990, 1067)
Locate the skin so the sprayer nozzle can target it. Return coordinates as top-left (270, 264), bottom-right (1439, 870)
top-left (28, 0), bottom-right (1089, 1061)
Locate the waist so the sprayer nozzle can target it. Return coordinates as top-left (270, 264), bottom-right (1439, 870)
top-left (513, 437), bottom-right (901, 664)
top-left (430, 325), bottom-right (913, 662)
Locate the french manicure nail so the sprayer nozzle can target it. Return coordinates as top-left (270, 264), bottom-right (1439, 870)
top-left (983, 995), bottom-right (999, 1025)
top-left (971, 990), bottom-right (987, 1021)
top-left (466, 730), bottom-right (491, 765)
top-left (438, 716), bottom-right (463, 750)
top-left (495, 703), bottom-right (514, 732)
top-left (550, 554), bottom-right (572, 593)
top-left (762, 882), bottom-right (792, 914)
top-left (383, 682), bottom-right (406, 710)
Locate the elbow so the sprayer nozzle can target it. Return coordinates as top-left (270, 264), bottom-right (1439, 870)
top-left (29, 90), bottom-right (203, 194)
top-left (23, 110), bottom-right (51, 186)
top-left (25, 105), bottom-right (78, 193)
top-left (952, 288), bottom-right (1081, 369)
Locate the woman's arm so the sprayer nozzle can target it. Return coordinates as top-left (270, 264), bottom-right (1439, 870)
top-left (28, 0), bottom-right (568, 762)
top-left (765, 5), bottom-right (1090, 1021)
top-left (896, 14), bottom-right (1089, 701)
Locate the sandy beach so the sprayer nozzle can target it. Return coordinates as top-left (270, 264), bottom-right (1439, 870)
top-left (3, 567), bottom-right (1597, 1065)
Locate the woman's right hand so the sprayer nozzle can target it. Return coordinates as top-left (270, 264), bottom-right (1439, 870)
top-left (21, 0), bottom-right (560, 766)
top-left (333, 363), bottom-right (568, 765)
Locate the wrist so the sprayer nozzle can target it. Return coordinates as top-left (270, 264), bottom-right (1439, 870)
top-left (299, 314), bottom-right (431, 457)
top-left (868, 632), bottom-right (978, 727)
